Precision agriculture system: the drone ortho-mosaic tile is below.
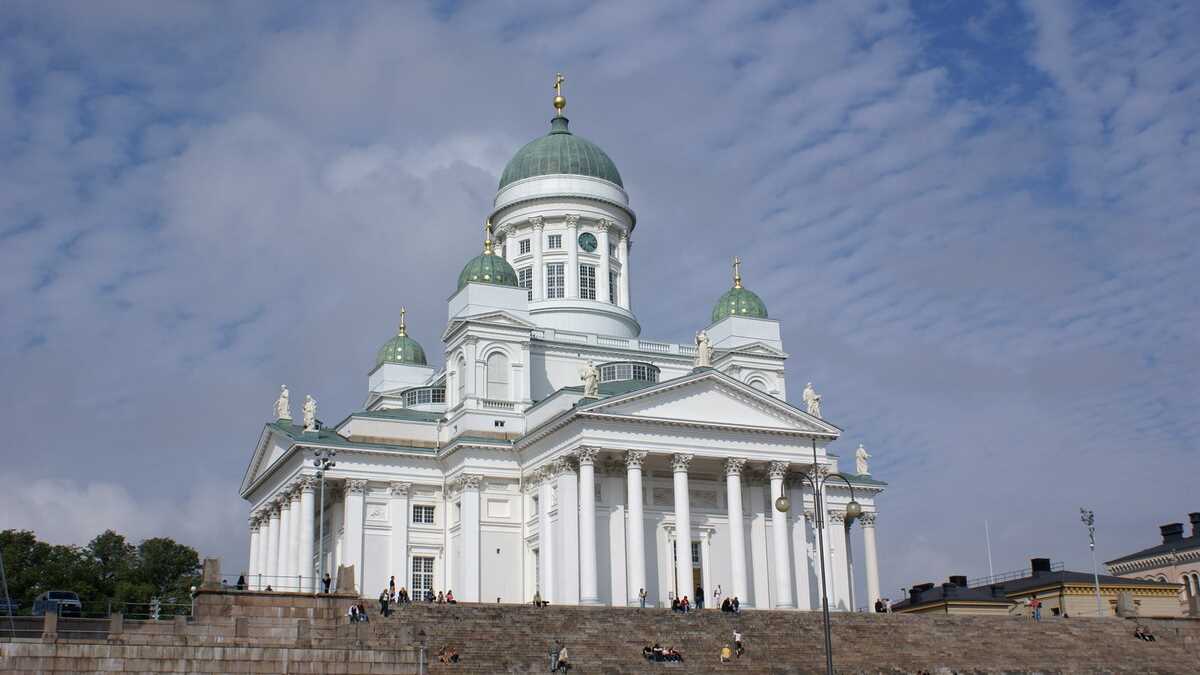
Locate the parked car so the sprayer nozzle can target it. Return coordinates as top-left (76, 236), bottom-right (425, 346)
top-left (32, 591), bottom-right (82, 617)
top-left (0, 598), bottom-right (19, 615)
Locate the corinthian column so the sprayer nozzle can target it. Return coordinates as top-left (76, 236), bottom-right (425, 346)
top-left (555, 457), bottom-right (580, 604)
top-left (276, 493), bottom-right (292, 582)
top-left (288, 485), bottom-right (302, 587)
top-left (768, 462), bottom-right (795, 608)
top-left (625, 451), bottom-right (648, 605)
top-left (597, 220), bottom-right (612, 304)
top-left (565, 214), bottom-right (579, 298)
top-left (531, 217), bottom-right (545, 301)
top-left (861, 512), bottom-right (880, 608)
top-left (459, 474), bottom-right (482, 602)
top-left (724, 458), bottom-right (749, 604)
top-left (536, 468), bottom-right (556, 602)
top-left (388, 482), bottom-right (411, 598)
top-left (672, 453), bottom-right (694, 601)
top-left (343, 480), bottom-right (367, 595)
top-left (265, 501), bottom-right (281, 588)
top-left (577, 448), bottom-right (601, 605)
top-left (299, 478), bottom-right (316, 591)
top-left (248, 516), bottom-right (261, 590)
top-left (827, 509), bottom-right (851, 610)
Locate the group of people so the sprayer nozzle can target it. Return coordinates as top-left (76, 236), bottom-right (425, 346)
top-left (549, 642), bottom-right (570, 672)
top-left (436, 645), bottom-right (460, 663)
top-left (642, 644), bottom-right (683, 662)
top-left (670, 595), bottom-right (694, 612)
top-left (873, 598), bottom-right (893, 613)
top-left (347, 602), bottom-right (370, 622)
top-left (719, 596), bottom-right (741, 613)
top-left (1133, 625), bottom-right (1156, 642)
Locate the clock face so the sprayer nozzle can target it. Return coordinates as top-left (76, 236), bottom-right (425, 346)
top-left (578, 232), bottom-right (598, 252)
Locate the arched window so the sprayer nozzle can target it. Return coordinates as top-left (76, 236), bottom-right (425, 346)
top-left (486, 352), bottom-right (509, 400)
top-left (456, 355), bottom-right (467, 404)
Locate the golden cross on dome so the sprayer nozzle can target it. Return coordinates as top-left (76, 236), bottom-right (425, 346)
top-left (733, 256), bottom-right (743, 288)
top-left (398, 307), bottom-right (407, 336)
top-left (483, 218), bottom-right (494, 254)
top-left (553, 72), bottom-right (567, 116)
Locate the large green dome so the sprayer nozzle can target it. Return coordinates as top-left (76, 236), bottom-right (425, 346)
top-left (457, 248), bottom-right (519, 290)
top-left (376, 311), bottom-right (427, 367)
top-left (499, 116), bottom-right (623, 190)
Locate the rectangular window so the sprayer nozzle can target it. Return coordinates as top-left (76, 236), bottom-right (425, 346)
top-left (547, 234), bottom-right (562, 249)
top-left (546, 263), bottom-right (565, 299)
top-left (518, 267), bottom-right (533, 300)
top-left (609, 270), bottom-right (618, 303)
top-left (691, 542), bottom-right (701, 566)
top-left (412, 505), bottom-right (435, 524)
top-left (579, 264), bottom-right (596, 300)
top-left (411, 556), bottom-right (434, 599)
top-left (519, 239), bottom-right (530, 255)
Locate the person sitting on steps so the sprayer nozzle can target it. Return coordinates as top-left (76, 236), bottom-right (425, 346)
top-left (445, 590), bottom-right (456, 604)
top-left (532, 590), bottom-right (544, 607)
top-left (720, 644), bottom-right (732, 663)
top-left (1134, 625), bottom-right (1156, 642)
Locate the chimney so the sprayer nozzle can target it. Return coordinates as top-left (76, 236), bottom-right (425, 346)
top-left (909, 582), bottom-right (933, 604)
top-left (949, 575), bottom-right (968, 588)
top-left (942, 582), bottom-right (958, 599)
top-left (1161, 523), bottom-right (1184, 544)
top-left (1189, 513), bottom-right (1200, 537)
top-left (1031, 558), bottom-right (1052, 576)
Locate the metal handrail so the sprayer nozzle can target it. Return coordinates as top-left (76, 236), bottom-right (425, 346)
top-left (968, 562), bottom-right (1064, 588)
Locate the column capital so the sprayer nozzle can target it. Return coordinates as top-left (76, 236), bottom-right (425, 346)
top-left (724, 457), bottom-right (747, 476)
top-left (596, 218), bottom-right (613, 233)
top-left (530, 215), bottom-right (544, 231)
top-left (288, 482), bottom-right (303, 502)
top-left (564, 214), bottom-right (580, 230)
top-left (268, 498), bottom-right (284, 515)
top-left (767, 461), bottom-right (790, 480)
top-left (458, 474), bottom-right (484, 491)
top-left (552, 456), bottom-right (576, 476)
top-left (671, 453), bottom-right (694, 473)
top-left (625, 450), bottom-right (648, 469)
top-left (575, 447), bottom-right (599, 466)
top-left (619, 230), bottom-right (629, 242)
top-left (803, 510), bottom-right (816, 524)
top-left (858, 512), bottom-right (876, 526)
top-left (828, 510), bottom-right (846, 524)
top-left (344, 479), bottom-right (368, 496)
top-left (299, 476), bottom-right (317, 493)
top-left (389, 481), bottom-right (412, 497)
top-left (249, 515), bottom-right (261, 530)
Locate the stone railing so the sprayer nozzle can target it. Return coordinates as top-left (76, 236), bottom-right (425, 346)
top-left (530, 327), bottom-right (695, 358)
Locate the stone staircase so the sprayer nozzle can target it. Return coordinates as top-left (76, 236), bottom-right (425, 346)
top-left (363, 603), bottom-right (1200, 674)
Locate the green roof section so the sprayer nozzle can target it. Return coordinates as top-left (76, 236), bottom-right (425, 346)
top-left (498, 116), bottom-right (623, 190)
top-left (375, 309), bottom-right (427, 367)
top-left (457, 250), bottom-right (519, 290)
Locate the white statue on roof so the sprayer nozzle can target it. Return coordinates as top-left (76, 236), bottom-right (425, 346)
top-left (694, 330), bottom-right (713, 368)
top-left (580, 361), bottom-right (600, 397)
top-left (303, 394), bottom-right (317, 432)
top-left (856, 444), bottom-right (871, 475)
top-left (803, 382), bottom-right (822, 417)
top-left (275, 385), bottom-right (291, 421)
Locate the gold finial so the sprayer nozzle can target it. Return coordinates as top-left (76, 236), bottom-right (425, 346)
top-left (398, 307), bottom-right (407, 337)
top-left (553, 72), bottom-right (566, 116)
top-left (733, 256), bottom-right (743, 289)
top-left (483, 218), bottom-right (494, 255)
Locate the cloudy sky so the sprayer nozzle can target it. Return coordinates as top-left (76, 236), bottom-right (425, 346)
top-left (1, 0), bottom-right (1197, 600)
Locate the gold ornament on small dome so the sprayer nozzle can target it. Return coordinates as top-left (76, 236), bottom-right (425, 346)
top-left (483, 218), bottom-right (495, 255)
top-left (397, 307), bottom-right (407, 337)
top-left (553, 72), bottom-right (566, 116)
top-left (733, 256), bottom-right (743, 289)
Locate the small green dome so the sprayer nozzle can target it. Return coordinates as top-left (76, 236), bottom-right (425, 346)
top-left (457, 249), bottom-right (519, 290)
top-left (499, 116), bottom-right (623, 190)
top-left (376, 310), bottom-right (427, 367)
top-left (712, 287), bottom-right (769, 323)
top-left (711, 258), bottom-right (768, 323)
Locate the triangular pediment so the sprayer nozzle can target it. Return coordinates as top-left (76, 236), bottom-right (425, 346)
top-left (240, 424), bottom-right (295, 496)
top-left (442, 310), bottom-right (536, 340)
top-left (582, 370), bottom-right (838, 436)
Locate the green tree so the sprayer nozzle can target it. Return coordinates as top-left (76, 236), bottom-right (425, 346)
top-left (84, 530), bottom-right (135, 600)
top-left (134, 537), bottom-right (200, 602)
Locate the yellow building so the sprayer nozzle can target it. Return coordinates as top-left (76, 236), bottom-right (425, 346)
top-left (1106, 513), bottom-right (1200, 617)
top-left (895, 559), bottom-right (1182, 618)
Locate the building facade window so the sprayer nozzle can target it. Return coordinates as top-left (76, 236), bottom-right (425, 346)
top-left (579, 264), bottom-right (596, 300)
top-left (599, 361), bottom-right (659, 383)
top-left (412, 505), bottom-right (435, 524)
top-left (519, 239), bottom-right (530, 255)
top-left (609, 270), bottom-right (618, 303)
top-left (411, 556), bottom-right (434, 599)
top-left (486, 352), bottom-right (509, 400)
top-left (518, 267), bottom-right (532, 300)
top-left (402, 387), bottom-right (446, 407)
top-left (546, 263), bottom-right (565, 299)
top-left (547, 234), bottom-right (562, 249)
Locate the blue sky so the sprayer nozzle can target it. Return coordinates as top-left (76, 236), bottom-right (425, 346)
top-left (0, 0), bottom-right (1197, 600)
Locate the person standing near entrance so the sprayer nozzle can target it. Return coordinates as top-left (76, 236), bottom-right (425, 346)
top-left (695, 585), bottom-right (705, 610)
top-left (713, 585), bottom-right (722, 609)
top-left (639, 588), bottom-right (647, 609)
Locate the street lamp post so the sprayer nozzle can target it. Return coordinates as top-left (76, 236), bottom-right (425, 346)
top-left (314, 449), bottom-right (337, 594)
top-left (1080, 508), bottom-right (1104, 617)
top-left (775, 438), bottom-right (862, 675)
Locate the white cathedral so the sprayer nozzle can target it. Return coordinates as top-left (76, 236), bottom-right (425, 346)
top-left (240, 81), bottom-right (887, 612)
